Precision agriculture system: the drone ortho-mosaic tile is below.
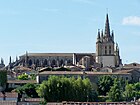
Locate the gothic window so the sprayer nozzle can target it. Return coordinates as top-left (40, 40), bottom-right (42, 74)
top-left (105, 50), bottom-right (107, 55)
top-left (109, 46), bottom-right (111, 54)
top-left (105, 46), bottom-right (107, 54)
top-left (36, 59), bottom-right (40, 67)
top-left (28, 59), bottom-right (32, 66)
top-left (67, 59), bottom-right (71, 64)
top-left (52, 59), bottom-right (56, 66)
top-left (60, 59), bottom-right (64, 66)
top-left (33, 59), bottom-right (36, 64)
top-left (43, 59), bottom-right (48, 66)
top-left (109, 50), bottom-right (111, 54)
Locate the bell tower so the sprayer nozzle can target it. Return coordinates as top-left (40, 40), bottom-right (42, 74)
top-left (96, 13), bottom-right (116, 67)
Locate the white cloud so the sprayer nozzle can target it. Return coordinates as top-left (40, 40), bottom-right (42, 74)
top-left (122, 16), bottom-right (140, 26)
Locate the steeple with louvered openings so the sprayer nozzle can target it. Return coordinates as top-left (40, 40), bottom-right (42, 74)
top-left (96, 13), bottom-right (121, 67)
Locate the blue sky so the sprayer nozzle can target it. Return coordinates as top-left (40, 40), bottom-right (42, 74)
top-left (0, 0), bottom-right (140, 65)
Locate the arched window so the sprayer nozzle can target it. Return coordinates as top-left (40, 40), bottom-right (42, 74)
top-left (60, 59), bottom-right (64, 66)
top-left (28, 59), bottom-right (32, 66)
top-left (67, 59), bottom-right (71, 64)
top-left (43, 59), bottom-right (48, 66)
top-left (109, 46), bottom-right (111, 54)
top-left (105, 46), bottom-right (107, 55)
top-left (36, 59), bottom-right (40, 67)
top-left (52, 59), bottom-right (56, 66)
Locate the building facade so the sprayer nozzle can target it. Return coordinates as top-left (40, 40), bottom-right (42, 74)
top-left (19, 53), bottom-right (96, 68)
top-left (37, 71), bottom-right (132, 84)
top-left (96, 13), bottom-right (122, 67)
top-left (9, 13), bottom-right (121, 69)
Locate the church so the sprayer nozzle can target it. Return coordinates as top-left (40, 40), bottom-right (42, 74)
top-left (96, 13), bottom-right (122, 67)
top-left (13, 13), bottom-right (122, 69)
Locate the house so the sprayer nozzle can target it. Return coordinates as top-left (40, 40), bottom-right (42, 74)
top-left (0, 92), bottom-right (18, 101)
top-left (8, 80), bottom-right (37, 88)
top-left (18, 98), bottom-right (44, 105)
top-left (37, 70), bottom-right (132, 84)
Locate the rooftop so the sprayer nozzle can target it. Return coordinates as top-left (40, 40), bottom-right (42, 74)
top-left (20, 53), bottom-right (95, 57)
top-left (0, 101), bottom-right (17, 105)
top-left (39, 71), bottom-right (131, 75)
top-left (0, 92), bottom-right (18, 98)
top-left (7, 80), bottom-right (37, 84)
top-left (24, 98), bottom-right (44, 102)
top-left (21, 53), bottom-right (74, 57)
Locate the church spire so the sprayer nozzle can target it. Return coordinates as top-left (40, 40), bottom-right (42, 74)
top-left (111, 30), bottom-right (114, 42)
top-left (97, 29), bottom-right (101, 42)
top-left (16, 56), bottom-right (18, 61)
top-left (115, 43), bottom-right (119, 53)
top-left (25, 51), bottom-right (28, 67)
top-left (104, 13), bottom-right (110, 37)
top-left (97, 29), bottom-right (100, 39)
top-left (1, 58), bottom-right (4, 65)
top-left (9, 56), bottom-right (12, 64)
top-left (101, 29), bottom-right (103, 42)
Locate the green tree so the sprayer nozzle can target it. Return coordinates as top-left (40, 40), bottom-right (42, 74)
top-left (23, 83), bottom-right (39, 97)
top-left (98, 75), bottom-right (114, 95)
top-left (36, 81), bottom-right (49, 100)
top-left (17, 73), bottom-right (29, 80)
top-left (0, 70), bottom-right (7, 92)
top-left (30, 74), bottom-right (36, 80)
top-left (36, 76), bottom-right (98, 102)
top-left (119, 77), bottom-right (127, 91)
top-left (83, 78), bottom-right (98, 101)
top-left (124, 84), bottom-right (135, 101)
top-left (108, 78), bottom-right (123, 102)
top-left (132, 82), bottom-right (140, 99)
top-left (16, 83), bottom-right (39, 98)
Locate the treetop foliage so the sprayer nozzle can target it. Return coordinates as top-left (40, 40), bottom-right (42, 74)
top-left (0, 70), bottom-right (7, 91)
top-left (36, 76), bottom-right (98, 102)
top-left (14, 74), bottom-right (140, 102)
